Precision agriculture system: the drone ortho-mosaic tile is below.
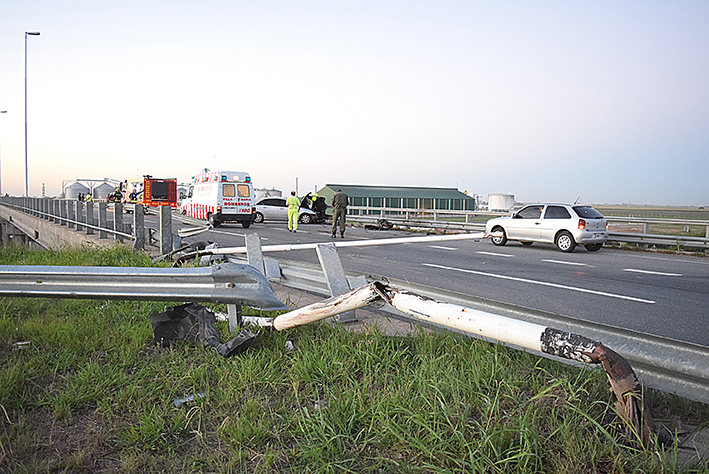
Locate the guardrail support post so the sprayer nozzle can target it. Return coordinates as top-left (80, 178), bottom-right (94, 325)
top-left (86, 201), bottom-right (94, 235)
top-left (113, 203), bottom-right (124, 243)
top-left (60, 200), bottom-right (68, 226)
top-left (228, 303), bottom-right (243, 334)
top-left (315, 243), bottom-right (356, 323)
top-left (159, 205), bottom-right (172, 255)
top-left (245, 233), bottom-right (265, 276)
top-left (76, 201), bottom-right (84, 232)
top-left (98, 202), bottom-right (108, 239)
top-left (67, 200), bottom-right (75, 229)
top-left (133, 204), bottom-right (145, 250)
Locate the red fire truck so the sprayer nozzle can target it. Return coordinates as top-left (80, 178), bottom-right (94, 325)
top-left (123, 176), bottom-right (178, 208)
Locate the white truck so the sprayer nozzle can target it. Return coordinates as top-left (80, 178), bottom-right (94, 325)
top-left (180, 170), bottom-right (255, 227)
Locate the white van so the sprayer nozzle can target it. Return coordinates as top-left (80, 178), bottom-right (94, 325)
top-left (180, 170), bottom-right (255, 227)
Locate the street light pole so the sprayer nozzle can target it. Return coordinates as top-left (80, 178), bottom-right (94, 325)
top-left (0, 110), bottom-right (6, 195)
top-left (25, 31), bottom-right (40, 197)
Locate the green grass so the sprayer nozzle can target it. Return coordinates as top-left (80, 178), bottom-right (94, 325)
top-left (1, 246), bottom-right (708, 472)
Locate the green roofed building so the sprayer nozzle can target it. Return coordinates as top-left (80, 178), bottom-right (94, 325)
top-left (316, 184), bottom-right (475, 216)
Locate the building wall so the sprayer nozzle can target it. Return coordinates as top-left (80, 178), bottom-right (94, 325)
top-left (316, 185), bottom-right (475, 214)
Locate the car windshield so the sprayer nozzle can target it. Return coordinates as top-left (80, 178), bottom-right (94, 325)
top-left (573, 206), bottom-right (604, 219)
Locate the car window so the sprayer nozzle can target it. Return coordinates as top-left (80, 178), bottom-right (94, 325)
top-left (237, 184), bottom-right (250, 198)
top-left (573, 206), bottom-right (604, 219)
top-left (544, 205), bottom-right (571, 219)
top-left (222, 184), bottom-right (235, 197)
top-left (516, 205), bottom-right (543, 219)
top-left (259, 198), bottom-right (280, 206)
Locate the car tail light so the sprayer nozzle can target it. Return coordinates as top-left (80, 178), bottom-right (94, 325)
top-left (216, 206), bottom-right (222, 214)
top-left (252, 207), bottom-right (256, 213)
top-left (578, 219), bottom-right (586, 230)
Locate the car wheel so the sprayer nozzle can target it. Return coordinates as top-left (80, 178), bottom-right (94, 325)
top-left (253, 212), bottom-right (264, 223)
top-left (242, 220), bottom-right (251, 228)
top-left (555, 231), bottom-right (576, 252)
top-left (208, 213), bottom-right (220, 228)
top-left (299, 213), bottom-right (312, 224)
top-left (585, 243), bottom-right (603, 252)
top-left (521, 241), bottom-right (533, 246)
top-left (491, 226), bottom-right (507, 246)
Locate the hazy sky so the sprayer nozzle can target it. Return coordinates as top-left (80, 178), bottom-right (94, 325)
top-left (1, 1), bottom-right (707, 205)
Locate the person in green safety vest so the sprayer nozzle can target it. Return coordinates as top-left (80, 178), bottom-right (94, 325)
top-left (286, 191), bottom-right (300, 232)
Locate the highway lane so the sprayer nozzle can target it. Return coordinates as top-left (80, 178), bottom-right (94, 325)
top-left (169, 220), bottom-right (709, 347)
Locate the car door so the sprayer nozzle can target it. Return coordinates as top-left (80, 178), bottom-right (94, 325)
top-left (506, 205), bottom-right (544, 241)
top-left (273, 198), bottom-right (289, 221)
top-left (540, 205), bottom-right (572, 243)
top-left (260, 198), bottom-right (286, 221)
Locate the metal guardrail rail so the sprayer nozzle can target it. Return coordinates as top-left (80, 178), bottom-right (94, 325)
top-left (0, 263), bottom-right (287, 311)
top-left (270, 258), bottom-right (709, 405)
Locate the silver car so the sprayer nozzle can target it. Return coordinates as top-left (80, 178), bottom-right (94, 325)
top-left (253, 197), bottom-right (319, 224)
top-left (485, 204), bottom-right (609, 252)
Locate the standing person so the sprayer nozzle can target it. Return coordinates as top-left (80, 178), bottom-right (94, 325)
top-left (286, 191), bottom-right (300, 233)
top-left (331, 189), bottom-right (349, 238)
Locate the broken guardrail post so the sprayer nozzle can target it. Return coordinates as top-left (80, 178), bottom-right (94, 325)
top-left (272, 281), bottom-right (654, 447)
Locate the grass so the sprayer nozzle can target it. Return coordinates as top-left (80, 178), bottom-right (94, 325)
top-left (1, 245), bottom-right (708, 472)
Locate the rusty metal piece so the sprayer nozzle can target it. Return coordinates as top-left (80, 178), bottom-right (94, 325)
top-left (540, 328), bottom-right (654, 447)
top-left (593, 344), bottom-right (654, 448)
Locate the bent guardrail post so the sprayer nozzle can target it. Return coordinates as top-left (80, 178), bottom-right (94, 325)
top-left (273, 281), bottom-right (654, 447)
top-left (0, 262), bottom-right (287, 311)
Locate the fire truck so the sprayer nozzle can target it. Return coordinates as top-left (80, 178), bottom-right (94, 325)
top-left (179, 170), bottom-right (255, 227)
top-left (123, 176), bottom-right (178, 208)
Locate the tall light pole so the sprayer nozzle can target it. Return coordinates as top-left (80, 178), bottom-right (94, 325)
top-left (25, 31), bottom-right (40, 197)
top-left (0, 110), bottom-right (6, 195)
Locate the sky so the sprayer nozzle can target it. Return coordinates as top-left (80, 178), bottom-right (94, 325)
top-left (1, 1), bottom-right (708, 206)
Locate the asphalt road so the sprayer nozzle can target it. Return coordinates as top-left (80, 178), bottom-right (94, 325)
top-left (169, 219), bottom-right (709, 347)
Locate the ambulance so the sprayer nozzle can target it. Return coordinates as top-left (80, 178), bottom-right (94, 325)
top-left (180, 170), bottom-right (255, 228)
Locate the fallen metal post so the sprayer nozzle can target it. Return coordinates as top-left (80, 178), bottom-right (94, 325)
top-left (174, 232), bottom-right (491, 264)
top-left (272, 281), bottom-right (654, 447)
top-left (0, 262), bottom-right (287, 311)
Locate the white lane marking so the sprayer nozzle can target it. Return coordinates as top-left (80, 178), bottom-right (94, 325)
top-left (542, 259), bottom-right (588, 267)
top-left (623, 269), bottom-right (682, 277)
top-left (476, 251), bottom-right (514, 258)
top-left (428, 245), bottom-right (458, 251)
top-left (423, 263), bottom-right (655, 304)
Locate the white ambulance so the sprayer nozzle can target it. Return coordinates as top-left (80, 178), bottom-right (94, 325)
top-left (180, 170), bottom-right (255, 228)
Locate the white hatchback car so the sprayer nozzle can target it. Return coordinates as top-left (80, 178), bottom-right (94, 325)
top-left (485, 204), bottom-right (609, 252)
top-left (253, 197), bottom-right (319, 224)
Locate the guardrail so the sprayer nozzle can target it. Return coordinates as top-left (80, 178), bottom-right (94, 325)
top-left (0, 196), bottom-right (180, 253)
top-left (0, 262), bottom-right (286, 311)
top-left (267, 257), bottom-right (709, 406)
